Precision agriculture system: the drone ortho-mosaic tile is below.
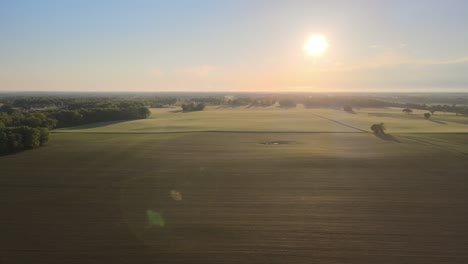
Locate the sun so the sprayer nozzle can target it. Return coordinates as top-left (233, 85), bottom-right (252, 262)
top-left (304, 34), bottom-right (328, 56)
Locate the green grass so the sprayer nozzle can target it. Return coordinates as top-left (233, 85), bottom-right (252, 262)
top-left (56, 107), bottom-right (359, 133)
top-left (400, 133), bottom-right (468, 154)
top-left (3, 106), bottom-right (468, 263)
top-left (55, 106), bottom-right (468, 133)
top-left (429, 114), bottom-right (468, 125)
top-left (312, 107), bottom-right (468, 133)
top-left (1, 132), bottom-right (468, 263)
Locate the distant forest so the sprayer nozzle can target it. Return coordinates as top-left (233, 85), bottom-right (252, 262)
top-left (1, 92), bottom-right (468, 155)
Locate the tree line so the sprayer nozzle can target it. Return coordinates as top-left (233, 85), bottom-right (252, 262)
top-left (0, 99), bottom-right (151, 155)
top-left (0, 107), bottom-right (50, 155)
top-left (0, 126), bottom-right (49, 155)
top-left (181, 102), bottom-right (206, 112)
top-left (47, 106), bottom-right (150, 128)
top-left (1, 96), bottom-right (178, 110)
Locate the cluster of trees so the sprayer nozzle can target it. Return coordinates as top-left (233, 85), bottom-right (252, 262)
top-left (303, 97), bottom-right (392, 109)
top-left (402, 109), bottom-right (432, 119)
top-left (402, 108), bottom-right (413, 114)
top-left (397, 104), bottom-right (468, 116)
top-left (47, 106), bottom-right (150, 128)
top-left (189, 97), bottom-right (224, 106)
top-left (181, 102), bottom-right (205, 112)
top-left (343, 105), bottom-right (355, 113)
top-left (0, 126), bottom-right (49, 155)
top-left (389, 94), bottom-right (468, 106)
top-left (278, 99), bottom-right (296, 108)
top-left (298, 95), bottom-right (468, 116)
top-left (426, 104), bottom-right (468, 115)
top-left (226, 97), bottom-right (253, 107)
top-left (0, 108), bottom-right (57, 129)
top-left (402, 105), bottom-right (468, 118)
top-left (1, 98), bottom-right (151, 128)
top-left (0, 97), bottom-right (152, 155)
top-left (1, 96), bottom-right (179, 110)
top-left (250, 99), bottom-right (276, 107)
top-left (225, 97), bottom-right (276, 107)
top-left (1, 105), bottom-right (50, 155)
top-left (150, 97), bottom-right (178, 108)
top-left (7, 97), bottom-right (69, 110)
top-left (2, 93), bottom-right (467, 114)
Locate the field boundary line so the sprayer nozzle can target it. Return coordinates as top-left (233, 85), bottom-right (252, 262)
top-left (310, 113), bottom-right (370, 133)
top-left (50, 130), bottom-right (367, 134)
top-left (51, 130), bottom-right (468, 135)
top-left (397, 134), bottom-right (468, 156)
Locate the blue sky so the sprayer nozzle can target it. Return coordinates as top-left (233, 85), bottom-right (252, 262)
top-left (1, 0), bottom-right (468, 92)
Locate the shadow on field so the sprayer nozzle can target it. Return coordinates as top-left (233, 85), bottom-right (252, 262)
top-left (170, 110), bottom-right (206, 113)
top-left (430, 119), bottom-right (447, 125)
top-left (374, 133), bottom-right (401, 143)
top-left (62, 120), bottom-right (128, 130)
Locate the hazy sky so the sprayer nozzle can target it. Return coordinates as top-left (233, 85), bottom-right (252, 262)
top-left (1, 0), bottom-right (468, 92)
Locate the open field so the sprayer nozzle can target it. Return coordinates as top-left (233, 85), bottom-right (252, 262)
top-left (3, 0), bottom-right (468, 262)
top-left (56, 107), bottom-right (468, 134)
top-left (1, 130), bottom-right (468, 263)
top-left (400, 133), bottom-right (468, 154)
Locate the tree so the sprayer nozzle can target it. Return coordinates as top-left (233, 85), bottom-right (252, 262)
top-left (137, 106), bottom-right (151, 118)
top-left (0, 126), bottom-right (49, 155)
top-left (0, 112), bottom-right (12, 126)
top-left (19, 126), bottom-right (41, 148)
top-left (343, 105), bottom-right (354, 113)
top-left (0, 129), bottom-right (7, 154)
top-left (181, 102), bottom-right (205, 112)
top-left (0, 104), bottom-right (15, 115)
top-left (402, 108), bottom-right (413, 114)
top-left (278, 99), bottom-right (296, 108)
top-left (39, 128), bottom-right (49, 146)
top-left (228, 97), bottom-right (252, 107)
top-left (371, 123), bottom-right (386, 135)
top-left (424, 113), bottom-right (431, 119)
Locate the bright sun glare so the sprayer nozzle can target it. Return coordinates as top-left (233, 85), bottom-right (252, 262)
top-left (304, 34), bottom-right (328, 56)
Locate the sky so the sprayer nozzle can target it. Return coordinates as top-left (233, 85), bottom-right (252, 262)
top-left (1, 0), bottom-right (468, 92)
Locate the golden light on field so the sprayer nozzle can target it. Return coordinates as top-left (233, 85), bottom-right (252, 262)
top-left (304, 34), bottom-right (328, 56)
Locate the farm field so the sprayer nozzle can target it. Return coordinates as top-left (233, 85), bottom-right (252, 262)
top-left (400, 133), bottom-right (468, 154)
top-left (315, 108), bottom-right (468, 133)
top-left (1, 106), bottom-right (468, 263)
top-left (3, 0), bottom-right (468, 263)
top-left (56, 107), bottom-right (468, 134)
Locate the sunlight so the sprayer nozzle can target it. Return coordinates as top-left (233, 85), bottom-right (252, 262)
top-left (304, 34), bottom-right (328, 56)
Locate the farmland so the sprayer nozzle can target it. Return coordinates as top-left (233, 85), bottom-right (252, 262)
top-left (1, 106), bottom-right (468, 263)
top-left (57, 106), bottom-right (468, 134)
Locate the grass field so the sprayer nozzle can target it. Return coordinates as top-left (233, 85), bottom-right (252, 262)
top-left (2, 107), bottom-right (468, 263)
top-left (56, 106), bottom-right (468, 133)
